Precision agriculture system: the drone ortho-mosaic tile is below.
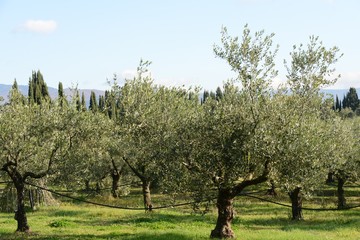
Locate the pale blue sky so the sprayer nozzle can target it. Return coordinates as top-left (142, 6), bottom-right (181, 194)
top-left (0, 0), bottom-right (359, 90)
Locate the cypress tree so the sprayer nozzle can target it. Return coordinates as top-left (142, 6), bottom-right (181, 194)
top-left (104, 90), bottom-right (111, 117)
top-left (98, 95), bottom-right (105, 112)
top-left (12, 79), bottom-right (18, 90)
top-left (38, 71), bottom-right (50, 100)
top-left (75, 91), bottom-right (81, 112)
top-left (58, 82), bottom-right (64, 99)
top-left (89, 91), bottom-right (97, 113)
top-left (202, 90), bottom-right (210, 104)
top-left (342, 95), bottom-right (347, 110)
top-left (215, 87), bottom-right (223, 101)
top-left (344, 87), bottom-right (359, 111)
top-left (58, 82), bottom-right (67, 107)
top-left (29, 70), bottom-right (50, 104)
top-left (335, 95), bottom-right (341, 111)
top-left (9, 79), bottom-right (25, 104)
top-left (28, 79), bottom-right (34, 105)
top-left (35, 84), bottom-right (42, 105)
top-left (81, 92), bottom-right (86, 111)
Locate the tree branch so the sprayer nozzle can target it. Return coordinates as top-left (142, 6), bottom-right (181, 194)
top-left (122, 156), bottom-right (146, 181)
top-left (23, 146), bottom-right (59, 180)
top-left (1, 161), bottom-right (16, 172)
top-left (233, 159), bottom-right (270, 197)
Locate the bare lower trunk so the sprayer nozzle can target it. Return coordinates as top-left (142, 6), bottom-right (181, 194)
top-left (84, 180), bottom-right (91, 191)
top-left (289, 187), bottom-right (303, 221)
top-left (111, 170), bottom-right (120, 198)
top-left (96, 182), bottom-right (101, 194)
top-left (15, 182), bottom-right (30, 232)
top-left (210, 189), bottom-right (235, 239)
top-left (326, 171), bottom-right (335, 184)
top-left (337, 177), bottom-right (346, 209)
top-left (142, 180), bottom-right (152, 212)
top-left (265, 180), bottom-right (277, 196)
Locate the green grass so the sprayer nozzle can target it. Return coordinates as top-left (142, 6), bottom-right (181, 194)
top-left (0, 185), bottom-right (359, 239)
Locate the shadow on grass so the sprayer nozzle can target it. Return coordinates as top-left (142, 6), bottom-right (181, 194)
top-left (0, 232), bottom-right (196, 240)
top-left (83, 212), bottom-right (214, 227)
top-left (237, 215), bottom-right (359, 231)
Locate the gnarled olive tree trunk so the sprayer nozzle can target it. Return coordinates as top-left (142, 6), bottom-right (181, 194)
top-left (142, 180), bottom-right (153, 212)
top-left (337, 177), bottom-right (346, 209)
top-left (210, 189), bottom-right (235, 239)
top-left (123, 157), bottom-right (153, 212)
top-left (265, 179), bottom-right (277, 196)
top-left (111, 169), bottom-right (121, 198)
top-left (14, 181), bottom-right (30, 232)
top-left (289, 187), bottom-right (303, 220)
top-left (2, 166), bottom-right (30, 232)
top-left (209, 161), bottom-right (270, 239)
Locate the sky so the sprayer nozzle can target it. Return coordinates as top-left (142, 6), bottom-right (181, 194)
top-left (0, 0), bottom-right (360, 91)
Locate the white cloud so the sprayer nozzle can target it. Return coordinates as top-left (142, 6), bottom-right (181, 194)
top-left (23, 20), bottom-right (57, 33)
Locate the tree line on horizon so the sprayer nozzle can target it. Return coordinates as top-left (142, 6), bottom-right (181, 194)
top-left (1, 25), bottom-right (360, 239)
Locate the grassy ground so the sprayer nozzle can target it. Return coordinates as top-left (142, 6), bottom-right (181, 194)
top-left (0, 184), bottom-right (359, 239)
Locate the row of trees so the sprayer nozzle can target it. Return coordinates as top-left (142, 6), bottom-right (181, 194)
top-left (334, 87), bottom-right (360, 113)
top-left (1, 25), bottom-right (360, 238)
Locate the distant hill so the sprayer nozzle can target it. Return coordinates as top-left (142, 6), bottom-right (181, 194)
top-left (0, 84), bottom-right (105, 105)
top-left (0, 83), bottom-right (357, 104)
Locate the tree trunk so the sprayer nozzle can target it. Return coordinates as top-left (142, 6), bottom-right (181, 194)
top-left (111, 170), bottom-right (120, 198)
top-left (96, 182), bottom-right (101, 194)
top-left (84, 179), bottom-right (91, 191)
top-left (337, 177), bottom-right (346, 209)
top-left (326, 171), bottom-right (335, 184)
top-left (14, 181), bottom-right (30, 232)
top-left (210, 189), bottom-right (235, 239)
top-left (142, 180), bottom-right (152, 212)
top-left (289, 187), bottom-right (303, 221)
top-left (265, 180), bottom-right (277, 196)
top-left (28, 189), bottom-right (34, 210)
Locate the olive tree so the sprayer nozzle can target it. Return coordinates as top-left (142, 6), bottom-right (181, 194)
top-left (0, 91), bottom-right (75, 232)
top-left (330, 117), bottom-right (360, 209)
top-left (177, 25), bottom-right (278, 239)
top-left (272, 35), bottom-right (343, 219)
top-left (53, 109), bottom-right (114, 193)
top-left (111, 60), bottom-right (195, 211)
top-left (269, 93), bottom-right (336, 220)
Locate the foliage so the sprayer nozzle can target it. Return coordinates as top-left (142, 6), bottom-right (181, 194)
top-left (285, 36), bottom-right (342, 96)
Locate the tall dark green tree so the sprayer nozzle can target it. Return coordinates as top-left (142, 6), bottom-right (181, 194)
top-left (215, 87), bottom-right (223, 101)
top-left (89, 91), bottom-right (98, 113)
top-left (12, 79), bottom-right (18, 90)
top-left (28, 70), bottom-right (50, 105)
top-left (342, 87), bottom-right (359, 111)
top-left (334, 95), bottom-right (341, 111)
top-left (28, 80), bottom-right (34, 105)
top-left (58, 82), bottom-right (67, 108)
top-left (75, 91), bottom-right (81, 112)
top-left (81, 92), bottom-right (86, 111)
top-left (98, 95), bottom-right (105, 112)
top-left (9, 79), bottom-right (26, 105)
top-left (202, 90), bottom-right (210, 104)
